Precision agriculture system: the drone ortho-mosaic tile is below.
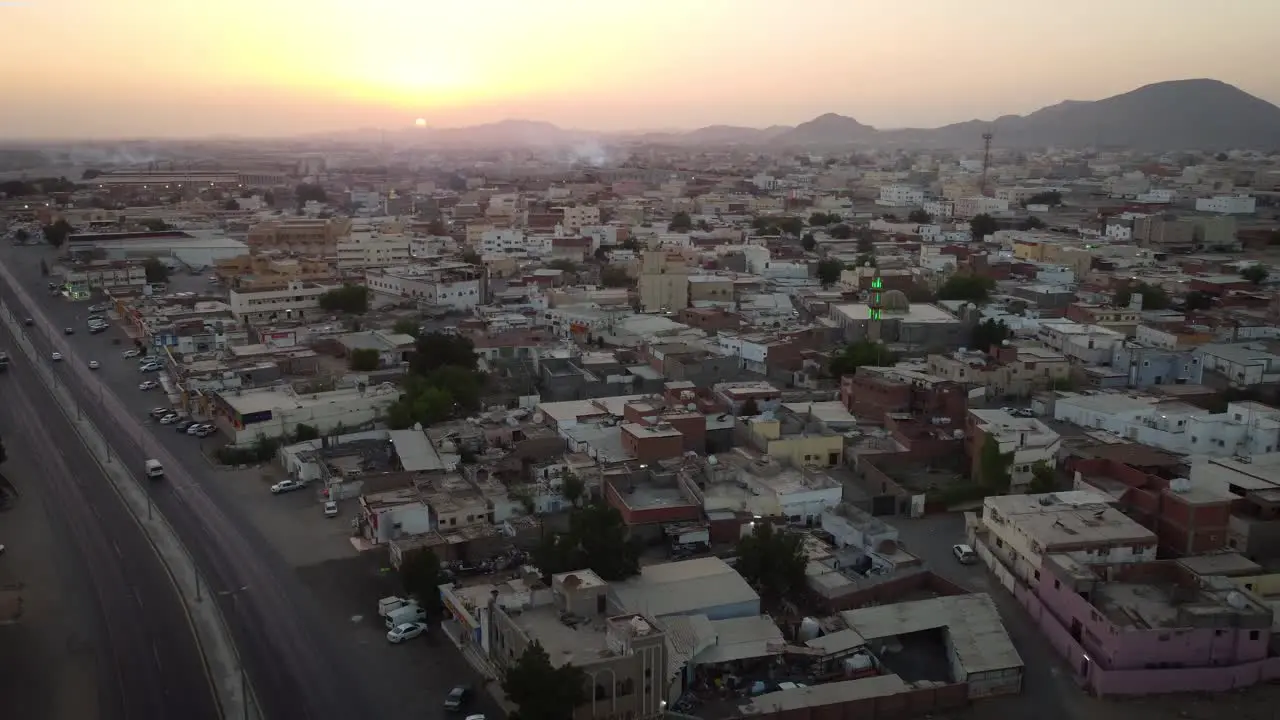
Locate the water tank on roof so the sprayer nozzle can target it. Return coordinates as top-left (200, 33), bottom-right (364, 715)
top-left (844, 653), bottom-right (873, 673)
top-left (797, 617), bottom-right (822, 642)
top-left (1227, 591), bottom-right (1248, 610)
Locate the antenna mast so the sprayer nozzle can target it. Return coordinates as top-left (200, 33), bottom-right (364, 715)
top-left (979, 130), bottom-right (994, 197)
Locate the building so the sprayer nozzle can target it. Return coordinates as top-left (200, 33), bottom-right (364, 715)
top-left (1133, 216), bottom-right (1195, 252)
top-left (246, 217), bottom-right (351, 256)
top-left (639, 251), bottom-right (690, 313)
top-left (966, 409), bottom-right (1062, 491)
top-left (610, 557), bottom-right (760, 621)
top-left (976, 491), bottom-right (1157, 587)
top-left (481, 570), bottom-right (669, 720)
top-left (85, 169), bottom-right (290, 189)
top-left (927, 345), bottom-right (1070, 399)
top-left (210, 383), bottom-right (402, 445)
top-left (64, 230), bottom-right (250, 267)
top-left (1191, 454), bottom-right (1280, 559)
top-left (216, 250), bottom-right (335, 291)
top-left (953, 197), bottom-right (1010, 219)
top-left (1195, 195), bottom-right (1256, 215)
top-left (336, 233), bottom-right (412, 269)
top-left (830, 293), bottom-right (965, 351)
top-left (365, 261), bottom-right (486, 310)
top-left (876, 185), bottom-right (925, 206)
top-left (227, 280), bottom-right (334, 324)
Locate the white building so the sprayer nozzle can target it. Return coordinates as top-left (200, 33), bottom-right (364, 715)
top-left (480, 229), bottom-right (531, 255)
top-left (1036, 320), bottom-right (1124, 365)
top-left (1195, 195), bottom-right (1257, 215)
top-left (336, 233), bottom-right (412, 269)
top-left (365, 261), bottom-right (485, 310)
top-left (213, 383), bottom-right (402, 445)
top-left (751, 174), bottom-right (777, 191)
top-left (953, 196), bottom-right (1010, 219)
top-left (922, 200), bottom-right (954, 219)
top-left (228, 281), bottom-right (333, 324)
top-left (876, 185), bottom-right (925, 206)
top-left (968, 409), bottom-right (1061, 492)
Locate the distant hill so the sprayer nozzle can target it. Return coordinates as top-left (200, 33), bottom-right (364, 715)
top-left (768, 113), bottom-right (877, 147)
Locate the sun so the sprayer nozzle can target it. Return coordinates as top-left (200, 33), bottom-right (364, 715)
top-left (414, 118), bottom-right (427, 127)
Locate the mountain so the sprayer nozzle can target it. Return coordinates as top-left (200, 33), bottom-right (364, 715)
top-left (879, 79), bottom-right (1280, 150)
top-left (768, 113), bottom-right (876, 147)
top-left (423, 119), bottom-right (592, 147)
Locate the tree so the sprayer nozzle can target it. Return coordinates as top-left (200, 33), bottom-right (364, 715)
top-left (399, 549), bottom-right (444, 614)
top-left (562, 474), bottom-right (585, 508)
top-left (971, 319), bottom-right (1011, 352)
top-left (1242, 265), bottom-right (1269, 285)
top-left (599, 266), bottom-right (631, 288)
top-left (809, 212), bottom-right (838, 226)
top-left (1024, 191), bottom-right (1062, 207)
top-left (262, 190), bottom-right (276, 207)
top-left (907, 209), bottom-right (932, 224)
top-left (829, 340), bottom-right (896, 377)
top-left (295, 183), bottom-right (327, 205)
top-left (138, 218), bottom-right (170, 232)
top-left (349, 348), bottom-right (380, 371)
top-left (853, 253), bottom-right (876, 268)
top-left (1215, 152), bottom-right (1229, 162)
top-left (969, 213), bottom-right (999, 240)
top-left (392, 318), bottom-right (420, 337)
top-left (735, 522), bottom-right (807, 609)
top-left (978, 435), bottom-right (1013, 493)
top-left (1113, 282), bottom-right (1170, 311)
top-left (81, 168), bottom-right (102, 180)
top-left (1028, 462), bottom-right (1057, 494)
top-left (1018, 216), bottom-right (1046, 231)
top-left (828, 224), bottom-right (853, 240)
top-left (667, 211), bottom-right (692, 232)
top-left (460, 249), bottom-right (482, 265)
top-left (318, 284), bottom-right (369, 314)
top-left (410, 332), bottom-right (477, 376)
top-left (740, 398), bottom-right (761, 417)
top-left (223, 198), bottom-right (241, 211)
top-left (801, 232), bottom-right (816, 251)
top-left (142, 258), bottom-right (170, 284)
top-left (294, 424), bottom-right (321, 442)
top-left (532, 503), bottom-right (639, 582)
top-left (1184, 290), bottom-right (1215, 311)
top-left (42, 219), bottom-right (73, 247)
top-left (547, 259), bottom-right (578, 273)
top-left (938, 274), bottom-right (995, 302)
top-left (815, 259), bottom-right (842, 288)
top-left (501, 642), bottom-right (588, 720)
top-left (426, 219), bottom-right (448, 236)
top-left (14, 228), bottom-right (29, 243)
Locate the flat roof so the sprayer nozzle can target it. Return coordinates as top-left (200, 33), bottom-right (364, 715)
top-left (832, 303), bottom-right (958, 324)
top-left (737, 674), bottom-right (909, 715)
top-left (692, 615), bottom-right (784, 665)
top-left (838, 594), bottom-right (1023, 675)
top-left (611, 557), bottom-right (758, 619)
top-left (509, 604), bottom-right (611, 668)
top-left (388, 429), bottom-right (444, 472)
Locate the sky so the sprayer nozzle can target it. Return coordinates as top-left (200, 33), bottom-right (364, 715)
top-left (2, 0), bottom-right (1279, 139)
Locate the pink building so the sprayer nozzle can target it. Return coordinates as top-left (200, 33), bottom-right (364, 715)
top-left (1030, 553), bottom-right (1280, 695)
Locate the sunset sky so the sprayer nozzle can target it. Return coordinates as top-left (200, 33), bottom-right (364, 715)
top-left (2, 0), bottom-right (1278, 139)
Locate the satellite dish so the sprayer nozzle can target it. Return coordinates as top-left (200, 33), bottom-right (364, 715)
top-left (532, 411), bottom-right (545, 424)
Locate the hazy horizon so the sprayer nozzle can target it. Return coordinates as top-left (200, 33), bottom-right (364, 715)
top-left (3, 0), bottom-right (1279, 141)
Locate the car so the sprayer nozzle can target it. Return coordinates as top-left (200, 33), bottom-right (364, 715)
top-left (122, 349), bottom-right (141, 358)
top-left (88, 360), bottom-right (100, 370)
top-left (463, 715), bottom-right (486, 720)
top-left (187, 423), bottom-right (212, 436)
top-left (175, 420), bottom-right (196, 432)
top-left (149, 407), bottom-right (171, 418)
top-left (386, 622), bottom-right (428, 644)
top-left (194, 425), bottom-right (215, 438)
top-left (443, 684), bottom-right (472, 711)
top-left (324, 501), bottom-right (339, 517)
top-left (140, 364), bottom-right (162, 373)
top-left (270, 479), bottom-right (304, 494)
top-left (952, 544), bottom-right (978, 565)
top-left (138, 381), bottom-right (158, 390)
top-left (50, 352), bottom-right (62, 361)
top-left (64, 327), bottom-right (74, 335)
top-left (23, 318), bottom-right (33, 326)
top-left (158, 413), bottom-right (181, 425)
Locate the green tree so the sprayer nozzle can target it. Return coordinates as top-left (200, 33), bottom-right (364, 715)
top-left (295, 183), bottom-right (327, 204)
top-left (667, 211), bottom-right (693, 232)
top-left (318, 284), bottom-right (370, 314)
top-left (816, 258), bottom-right (843, 288)
top-left (971, 319), bottom-right (1011, 352)
top-left (501, 642), bottom-right (588, 720)
top-left (1028, 462), bottom-right (1057, 494)
top-left (907, 209), bottom-right (932, 224)
top-left (139, 218), bottom-right (170, 232)
top-left (1242, 265), bottom-right (1269, 285)
top-left (42, 219), bottom-right (74, 247)
top-left (532, 503), bottom-right (639, 582)
top-left (562, 474), bottom-right (585, 508)
top-left (1184, 290), bottom-right (1215, 311)
top-left (399, 549), bottom-right (444, 614)
top-left (829, 340), bottom-right (896, 377)
top-left (801, 232), bottom-right (816, 251)
top-left (776, 216), bottom-right (804, 236)
top-left (978, 435), bottom-right (1013, 493)
top-left (735, 522), bottom-right (807, 610)
top-left (969, 213), bottom-right (999, 240)
top-left (853, 253), bottom-right (876, 268)
top-left (938, 274), bottom-right (995, 302)
top-left (1018, 216), bottom-right (1046, 231)
top-left (460, 248), bottom-right (482, 265)
top-left (809, 212), bottom-right (837, 226)
top-left (142, 258), bottom-right (170, 284)
top-left (599, 266), bottom-right (631, 288)
top-left (740, 398), bottom-right (761, 417)
top-left (392, 318), bottom-right (420, 336)
top-left (81, 168), bottom-right (103, 180)
top-left (828, 224), bottom-right (853, 240)
top-left (349, 347), bottom-right (380, 371)
top-left (1025, 191), bottom-right (1062, 207)
top-left (294, 424), bottom-right (321, 442)
top-left (224, 198), bottom-right (241, 211)
top-left (1113, 282), bottom-right (1170, 311)
top-left (547, 259), bottom-right (579, 272)
top-left (410, 332), bottom-right (477, 375)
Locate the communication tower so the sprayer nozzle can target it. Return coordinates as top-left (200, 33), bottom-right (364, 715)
top-left (979, 131), bottom-right (994, 196)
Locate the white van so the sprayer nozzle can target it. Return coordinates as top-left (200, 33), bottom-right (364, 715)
top-left (144, 459), bottom-right (164, 479)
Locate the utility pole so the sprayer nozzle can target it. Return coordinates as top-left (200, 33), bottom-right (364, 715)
top-left (979, 131), bottom-right (994, 197)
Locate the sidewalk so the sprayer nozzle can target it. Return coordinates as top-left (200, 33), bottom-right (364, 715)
top-left (439, 618), bottom-right (517, 715)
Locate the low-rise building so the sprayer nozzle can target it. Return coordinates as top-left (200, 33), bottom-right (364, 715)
top-left (211, 383), bottom-right (401, 444)
top-left (966, 409), bottom-right (1062, 491)
top-left (228, 280), bottom-right (334, 324)
top-left (365, 261), bottom-right (486, 310)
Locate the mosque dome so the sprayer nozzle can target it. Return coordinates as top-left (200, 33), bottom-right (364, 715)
top-left (880, 289), bottom-right (910, 312)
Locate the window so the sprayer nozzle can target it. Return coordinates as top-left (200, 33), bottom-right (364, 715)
top-left (1251, 631), bottom-right (1260, 641)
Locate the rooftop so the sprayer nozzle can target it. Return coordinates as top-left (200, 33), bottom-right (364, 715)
top-left (832, 302), bottom-right (958, 324)
top-left (611, 557), bottom-right (759, 619)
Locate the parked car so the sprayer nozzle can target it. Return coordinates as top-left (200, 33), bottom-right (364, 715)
top-left (149, 407), bottom-right (171, 419)
top-left (187, 423), bottom-right (211, 436)
top-left (175, 420), bottom-right (196, 433)
top-left (139, 381), bottom-right (158, 390)
top-left (158, 413), bottom-right (181, 425)
top-left (50, 352), bottom-right (62, 361)
top-left (63, 327), bottom-right (74, 335)
top-left (140, 364), bottom-right (162, 373)
top-left (193, 425), bottom-right (215, 438)
top-left (122, 349), bottom-right (141, 358)
top-left (270, 479), bottom-right (304, 494)
top-left (324, 501), bottom-right (339, 517)
top-left (23, 317), bottom-right (33, 326)
top-left (952, 544), bottom-right (978, 565)
top-left (386, 622), bottom-right (428, 644)
top-left (444, 685), bottom-right (472, 711)
top-left (88, 360), bottom-right (100, 370)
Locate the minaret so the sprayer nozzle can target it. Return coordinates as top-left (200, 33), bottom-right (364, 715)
top-left (867, 265), bottom-right (884, 344)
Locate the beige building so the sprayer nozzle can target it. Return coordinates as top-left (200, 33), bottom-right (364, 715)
top-left (336, 234), bottom-right (413, 269)
top-left (486, 570), bottom-right (668, 720)
top-left (215, 251), bottom-right (335, 291)
top-left (246, 217), bottom-right (351, 256)
top-left (928, 346), bottom-right (1070, 399)
top-left (638, 251), bottom-right (689, 313)
top-left (561, 205), bottom-right (601, 229)
top-left (687, 275), bottom-right (733, 305)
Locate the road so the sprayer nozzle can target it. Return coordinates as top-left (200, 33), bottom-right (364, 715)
top-left (0, 314), bottom-right (219, 720)
top-left (0, 251), bottom-right (379, 720)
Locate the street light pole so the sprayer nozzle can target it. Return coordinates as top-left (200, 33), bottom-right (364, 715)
top-left (217, 586), bottom-right (251, 720)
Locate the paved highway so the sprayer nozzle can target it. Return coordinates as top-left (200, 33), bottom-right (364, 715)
top-left (0, 254), bottom-right (380, 720)
top-left (0, 310), bottom-right (219, 720)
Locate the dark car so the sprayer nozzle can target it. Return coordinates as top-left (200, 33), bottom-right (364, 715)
top-left (175, 420), bottom-right (196, 433)
top-left (23, 318), bottom-right (33, 326)
top-left (444, 685), bottom-right (471, 711)
top-left (64, 327), bottom-right (74, 335)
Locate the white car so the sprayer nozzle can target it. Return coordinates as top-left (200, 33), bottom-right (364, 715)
top-left (122, 349), bottom-right (141, 359)
top-left (270, 479), bottom-right (304, 494)
top-left (50, 352), bottom-right (62, 361)
top-left (386, 622), bottom-right (428, 644)
top-left (187, 423), bottom-right (212, 436)
top-left (952, 544), bottom-right (978, 565)
top-left (323, 501), bottom-right (339, 517)
top-left (88, 360), bottom-right (100, 370)
top-left (140, 364), bottom-right (162, 373)
top-left (158, 413), bottom-right (181, 424)
top-left (139, 381), bottom-right (158, 390)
